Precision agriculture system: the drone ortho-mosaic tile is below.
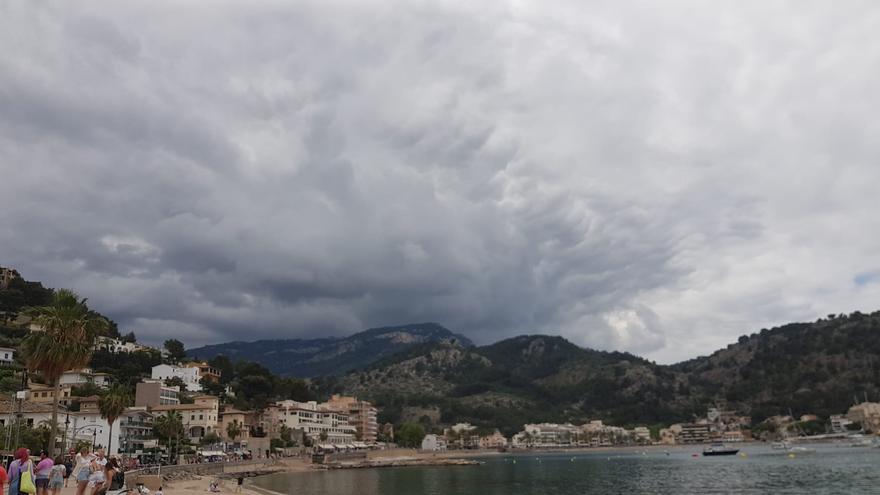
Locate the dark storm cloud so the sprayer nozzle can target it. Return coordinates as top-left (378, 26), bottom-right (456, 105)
top-left (2, 0), bottom-right (880, 362)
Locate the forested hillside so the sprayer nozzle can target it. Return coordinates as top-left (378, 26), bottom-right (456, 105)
top-left (326, 312), bottom-right (880, 435)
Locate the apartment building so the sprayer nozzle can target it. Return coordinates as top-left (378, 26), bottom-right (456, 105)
top-left (276, 400), bottom-right (356, 444)
top-left (184, 362), bottom-right (222, 383)
top-left (151, 395), bottom-right (220, 441)
top-left (59, 369), bottom-right (111, 388)
top-left (325, 395), bottom-right (378, 442)
top-left (135, 380), bottom-right (181, 407)
top-left (151, 364), bottom-right (202, 392)
top-left (28, 383), bottom-right (74, 406)
top-left (678, 423), bottom-right (711, 443)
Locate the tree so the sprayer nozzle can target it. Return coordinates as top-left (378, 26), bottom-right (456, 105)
top-left (22, 289), bottom-right (108, 456)
top-left (121, 331), bottom-right (137, 343)
top-left (98, 384), bottom-right (131, 455)
top-left (164, 339), bottom-right (187, 362)
top-left (154, 411), bottom-right (184, 460)
top-left (226, 420), bottom-right (242, 443)
top-left (200, 431), bottom-right (221, 446)
top-left (397, 423), bottom-right (426, 448)
top-left (208, 355), bottom-right (235, 385)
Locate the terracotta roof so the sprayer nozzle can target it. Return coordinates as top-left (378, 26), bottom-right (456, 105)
top-left (0, 400), bottom-right (67, 414)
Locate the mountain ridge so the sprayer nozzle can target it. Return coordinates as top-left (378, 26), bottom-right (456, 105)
top-left (187, 322), bottom-right (473, 377)
top-left (322, 311), bottom-right (880, 435)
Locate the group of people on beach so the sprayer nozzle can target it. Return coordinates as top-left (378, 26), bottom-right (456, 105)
top-left (0, 447), bottom-right (121, 495)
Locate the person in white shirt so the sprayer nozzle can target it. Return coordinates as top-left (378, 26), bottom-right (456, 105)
top-left (73, 447), bottom-right (94, 495)
top-left (89, 449), bottom-right (107, 488)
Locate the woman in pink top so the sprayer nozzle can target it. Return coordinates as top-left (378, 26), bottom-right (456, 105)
top-left (35, 451), bottom-right (54, 495)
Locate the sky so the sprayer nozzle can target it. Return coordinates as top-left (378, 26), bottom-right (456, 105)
top-left (1, 1), bottom-right (879, 364)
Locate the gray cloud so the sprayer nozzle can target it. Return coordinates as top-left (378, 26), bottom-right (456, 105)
top-left (2, 0), bottom-right (880, 363)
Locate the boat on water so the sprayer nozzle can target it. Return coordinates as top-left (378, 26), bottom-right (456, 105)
top-left (771, 441), bottom-right (815, 454)
top-left (850, 438), bottom-right (875, 448)
top-left (702, 443), bottom-right (740, 456)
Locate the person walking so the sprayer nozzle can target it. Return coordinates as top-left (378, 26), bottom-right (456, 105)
top-left (91, 458), bottom-right (118, 495)
top-left (34, 451), bottom-right (53, 495)
top-left (0, 460), bottom-right (8, 495)
top-left (63, 455), bottom-right (74, 488)
top-left (8, 448), bottom-right (35, 495)
top-left (73, 447), bottom-right (93, 495)
top-left (88, 449), bottom-right (107, 492)
top-left (48, 458), bottom-right (65, 495)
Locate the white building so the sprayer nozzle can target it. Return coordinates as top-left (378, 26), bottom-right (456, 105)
top-left (514, 423), bottom-right (580, 447)
top-left (631, 426), bottom-right (651, 443)
top-left (0, 400), bottom-right (56, 429)
top-left (151, 364), bottom-right (202, 392)
top-left (59, 369), bottom-right (111, 389)
top-left (0, 347), bottom-right (14, 364)
top-left (830, 414), bottom-right (854, 433)
top-left (276, 400), bottom-right (357, 445)
top-left (421, 434), bottom-right (447, 451)
top-left (96, 337), bottom-right (153, 354)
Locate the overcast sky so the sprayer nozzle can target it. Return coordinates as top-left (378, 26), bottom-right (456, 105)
top-left (2, 1), bottom-right (879, 363)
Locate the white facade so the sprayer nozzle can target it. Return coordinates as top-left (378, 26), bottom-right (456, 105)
top-left (421, 434), bottom-right (447, 451)
top-left (0, 347), bottom-right (14, 364)
top-left (68, 411), bottom-right (122, 455)
top-left (96, 337), bottom-right (152, 354)
top-left (830, 414), bottom-right (854, 433)
top-left (59, 369), bottom-right (111, 388)
top-left (276, 400), bottom-right (356, 444)
top-left (151, 364), bottom-right (202, 392)
top-left (0, 401), bottom-right (55, 430)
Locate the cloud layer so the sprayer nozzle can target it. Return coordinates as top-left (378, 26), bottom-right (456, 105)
top-left (2, 1), bottom-right (879, 363)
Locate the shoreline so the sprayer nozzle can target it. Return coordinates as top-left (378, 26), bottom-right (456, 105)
top-left (162, 440), bottom-right (866, 494)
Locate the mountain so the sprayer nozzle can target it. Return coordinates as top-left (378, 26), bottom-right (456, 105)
top-left (327, 311), bottom-right (880, 435)
top-left (187, 322), bottom-right (473, 377)
top-left (0, 266), bottom-right (121, 340)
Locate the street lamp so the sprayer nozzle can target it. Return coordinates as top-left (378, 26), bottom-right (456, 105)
top-left (64, 413), bottom-right (70, 454)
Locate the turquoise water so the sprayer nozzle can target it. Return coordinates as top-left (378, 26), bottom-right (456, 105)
top-left (253, 445), bottom-right (880, 494)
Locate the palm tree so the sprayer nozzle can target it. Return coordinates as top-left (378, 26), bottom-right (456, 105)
top-left (154, 411), bottom-right (184, 461)
top-left (98, 385), bottom-right (131, 455)
top-left (22, 289), bottom-right (108, 456)
top-left (226, 420), bottom-right (242, 444)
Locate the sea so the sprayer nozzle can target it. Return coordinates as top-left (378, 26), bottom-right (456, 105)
top-left (252, 444), bottom-right (880, 495)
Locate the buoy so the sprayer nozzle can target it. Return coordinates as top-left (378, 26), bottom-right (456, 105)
top-left (788, 454), bottom-right (795, 459)
top-left (570, 458), bottom-right (574, 462)
top-left (739, 452), bottom-right (747, 458)
top-left (512, 459), bottom-right (516, 464)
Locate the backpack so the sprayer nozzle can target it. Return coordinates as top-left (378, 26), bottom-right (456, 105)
top-left (111, 470), bottom-right (125, 490)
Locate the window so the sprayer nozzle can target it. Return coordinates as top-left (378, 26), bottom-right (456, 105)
top-left (199, 415), bottom-right (203, 420)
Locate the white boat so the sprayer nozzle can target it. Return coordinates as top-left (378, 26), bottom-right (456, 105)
top-left (772, 441), bottom-right (814, 454)
top-left (849, 436), bottom-right (875, 448)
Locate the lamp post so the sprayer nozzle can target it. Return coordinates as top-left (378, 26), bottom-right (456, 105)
top-left (64, 413), bottom-right (70, 454)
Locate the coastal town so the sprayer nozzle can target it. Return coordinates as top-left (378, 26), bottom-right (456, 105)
top-left (1, 265), bottom-right (880, 495)
top-left (1, 334), bottom-right (879, 463)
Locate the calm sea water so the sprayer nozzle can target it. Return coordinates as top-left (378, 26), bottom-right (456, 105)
top-left (253, 444), bottom-right (880, 495)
